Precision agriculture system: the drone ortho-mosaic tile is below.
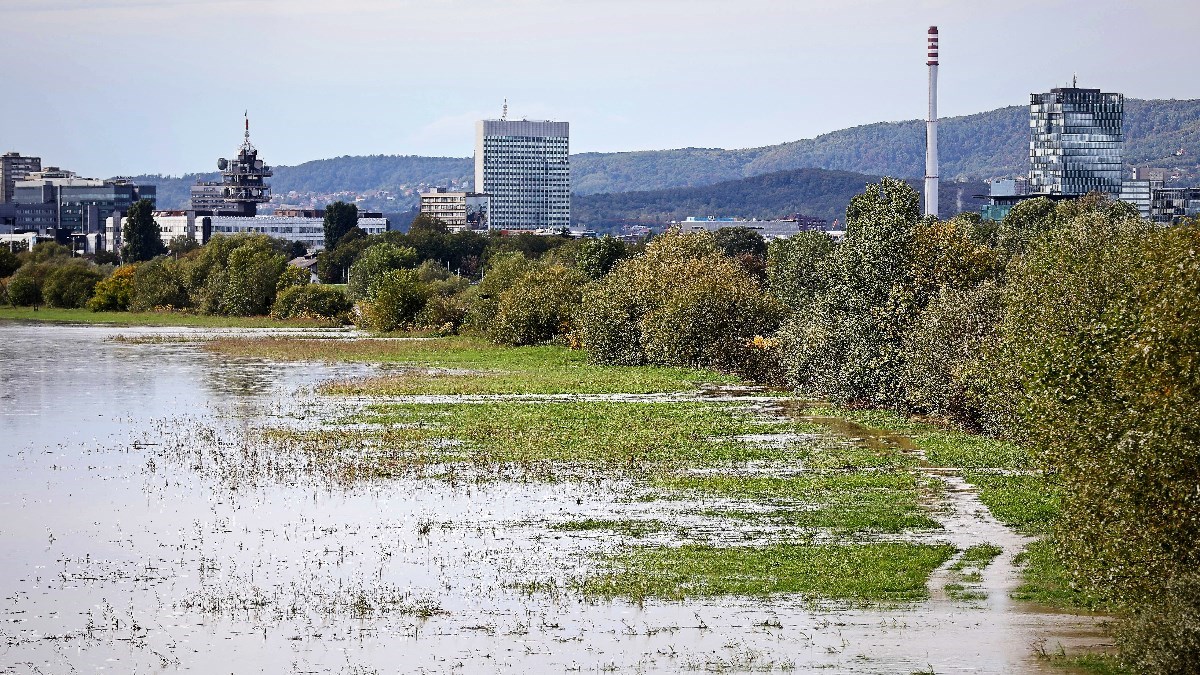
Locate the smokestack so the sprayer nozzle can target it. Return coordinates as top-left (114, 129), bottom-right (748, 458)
top-left (925, 26), bottom-right (939, 219)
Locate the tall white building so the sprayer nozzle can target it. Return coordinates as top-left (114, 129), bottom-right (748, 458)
top-left (474, 119), bottom-right (570, 230)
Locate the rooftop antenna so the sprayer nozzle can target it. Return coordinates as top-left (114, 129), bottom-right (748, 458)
top-left (501, 99), bottom-right (508, 121)
top-left (1072, 73), bottom-right (1078, 88)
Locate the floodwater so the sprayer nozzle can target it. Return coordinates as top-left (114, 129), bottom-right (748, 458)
top-left (0, 323), bottom-right (1108, 674)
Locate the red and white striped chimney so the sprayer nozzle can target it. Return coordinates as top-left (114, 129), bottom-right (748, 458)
top-left (925, 26), bottom-right (939, 219)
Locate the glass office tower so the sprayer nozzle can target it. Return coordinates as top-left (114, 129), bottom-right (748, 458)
top-left (1029, 87), bottom-right (1124, 196)
top-left (474, 119), bottom-right (570, 230)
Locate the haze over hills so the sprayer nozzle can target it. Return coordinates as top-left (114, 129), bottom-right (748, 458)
top-left (127, 97), bottom-right (1200, 217)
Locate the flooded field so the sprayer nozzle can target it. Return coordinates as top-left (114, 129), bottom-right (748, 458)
top-left (0, 323), bottom-right (1108, 673)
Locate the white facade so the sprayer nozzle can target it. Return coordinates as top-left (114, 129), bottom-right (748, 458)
top-left (419, 188), bottom-right (490, 232)
top-left (104, 212), bottom-right (388, 253)
top-left (475, 119), bottom-right (570, 230)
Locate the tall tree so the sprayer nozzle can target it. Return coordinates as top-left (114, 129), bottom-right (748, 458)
top-left (121, 199), bottom-right (166, 263)
top-left (323, 201), bottom-right (359, 250)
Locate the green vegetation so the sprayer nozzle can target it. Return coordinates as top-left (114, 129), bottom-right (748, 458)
top-left (581, 542), bottom-right (955, 603)
top-left (346, 400), bottom-right (797, 470)
top-left (121, 198), bottom-right (167, 262)
top-left (552, 519), bottom-right (672, 538)
top-left (206, 335), bottom-right (736, 395)
top-left (656, 473), bottom-right (940, 533)
top-left (1012, 540), bottom-right (1108, 611)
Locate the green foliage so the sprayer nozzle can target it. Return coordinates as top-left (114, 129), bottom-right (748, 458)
top-left (322, 201), bottom-right (359, 250)
top-left (358, 269), bottom-right (426, 332)
top-left (276, 264), bottom-right (310, 290)
top-left (574, 235), bottom-right (627, 280)
top-left (130, 258), bottom-right (188, 311)
top-left (219, 243), bottom-right (287, 316)
top-left (766, 230), bottom-right (835, 309)
top-left (87, 265), bottom-right (138, 311)
top-left (28, 241), bottom-right (71, 263)
top-left (168, 236), bottom-right (201, 256)
top-left (713, 226), bottom-right (767, 258)
top-left (41, 262), bottom-right (104, 308)
top-left (996, 210), bottom-right (1200, 664)
top-left (490, 264), bottom-right (585, 346)
top-left (6, 274), bottom-right (40, 306)
top-left (579, 230), bottom-right (781, 372)
top-left (121, 199), bottom-right (166, 263)
top-left (0, 248), bottom-right (22, 278)
top-left (270, 284), bottom-right (351, 322)
top-left (348, 243), bottom-right (418, 301)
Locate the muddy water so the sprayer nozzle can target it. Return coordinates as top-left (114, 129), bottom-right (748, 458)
top-left (0, 323), bottom-right (1106, 673)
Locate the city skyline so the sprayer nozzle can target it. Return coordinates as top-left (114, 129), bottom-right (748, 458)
top-left (2, 0), bottom-right (1198, 178)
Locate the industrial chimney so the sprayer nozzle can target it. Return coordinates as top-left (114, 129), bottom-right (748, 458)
top-left (925, 26), bottom-right (939, 219)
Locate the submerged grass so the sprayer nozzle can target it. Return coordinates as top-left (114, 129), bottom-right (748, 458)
top-left (657, 473), bottom-right (941, 533)
top-left (348, 400), bottom-right (802, 469)
top-left (1012, 539), bottom-right (1109, 611)
top-left (581, 542), bottom-right (956, 603)
top-left (0, 306), bottom-right (339, 328)
top-left (207, 335), bottom-right (739, 394)
top-left (552, 519), bottom-right (674, 538)
top-left (963, 472), bottom-right (1059, 534)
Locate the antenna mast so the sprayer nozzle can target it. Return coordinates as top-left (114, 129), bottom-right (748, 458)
top-left (502, 99), bottom-right (508, 121)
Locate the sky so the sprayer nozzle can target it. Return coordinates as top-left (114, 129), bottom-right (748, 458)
top-left (2, 0), bottom-right (1197, 178)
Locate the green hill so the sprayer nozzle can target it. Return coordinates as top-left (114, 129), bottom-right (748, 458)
top-left (127, 98), bottom-right (1200, 210)
top-left (573, 168), bottom-right (989, 229)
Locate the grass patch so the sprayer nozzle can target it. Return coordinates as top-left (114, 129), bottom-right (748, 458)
top-left (0, 306), bottom-right (338, 328)
top-left (581, 542), bottom-right (955, 603)
top-left (659, 473), bottom-right (941, 533)
top-left (280, 401), bottom-right (805, 477)
top-left (963, 472), bottom-right (1058, 534)
top-left (208, 335), bottom-right (737, 394)
top-left (552, 519), bottom-right (672, 538)
top-left (918, 431), bottom-right (1030, 469)
top-left (951, 543), bottom-right (1004, 570)
top-left (1012, 539), bottom-right (1109, 611)
top-left (1039, 653), bottom-right (1128, 675)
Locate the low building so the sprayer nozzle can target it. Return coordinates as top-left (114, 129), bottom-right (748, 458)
top-left (419, 188), bottom-right (490, 232)
top-left (1150, 187), bottom-right (1200, 224)
top-left (670, 215), bottom-right (830, 239)
top-left (1119, 168), bottom-right (1167, 219)
top-left (104, 210), bottom-right (387, 253)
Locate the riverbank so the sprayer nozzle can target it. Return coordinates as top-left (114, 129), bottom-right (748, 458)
top-left (1, 324), bottom-right (1118, 673)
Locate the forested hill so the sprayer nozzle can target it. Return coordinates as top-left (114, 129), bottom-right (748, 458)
top-left (127, 98), bottom-right (1200, 209)
top-left (573, 168), bottom-right (990, 229)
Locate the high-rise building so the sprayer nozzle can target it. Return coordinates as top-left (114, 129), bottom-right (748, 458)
top-left (474, 119), bottom-right (570, 230)
top-left (1, 152), bottom-right (42, 204)
top-left (1028, 85), bottom-right (1124, 196)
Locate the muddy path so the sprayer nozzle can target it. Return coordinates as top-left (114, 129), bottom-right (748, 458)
top-left (0, 324), bottom-right (1109, 673)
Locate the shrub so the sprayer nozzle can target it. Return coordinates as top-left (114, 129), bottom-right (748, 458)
top-left (575, 236), bottom-right (627, 280)
top-left (358, 270), bottom-right (427, 332)
top-left (219, 245), bottom-right (286, 316)
top-left (276, 264), bottom-right (311, 290)
top-left (6, 274), bottom-right (40, 306)
top-left (766, 230), bottom-right (835, 310)
top-left (464, 252), bottom-right (536, 332)
top-left (348, 243), bottom-right (418, 301)
top-left (579, 230), bottom-right (782, 371)
top-left (0, 248), bottom-right (20, 278)
top-left (271, 284), bottom-right (351, 322)
top-left (88, 265), bottom-right (138, 311)
top-left (131, 258), bottom-right (189, 311)
top-left (42, 263), bottom-right (104, 308)
top-left (490, 264), bottom-right (585, 346)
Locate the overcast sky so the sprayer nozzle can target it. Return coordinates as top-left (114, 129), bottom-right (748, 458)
top-left (2, 0), bottom-right (1196, 177)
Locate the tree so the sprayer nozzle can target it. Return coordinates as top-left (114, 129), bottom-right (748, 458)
top-left (0, 248), bottom-right (20, 278)
top-left (347, 243), bottom-right (418, 301)
top-left (121, 199), bottom-right (166, 263)
top-left (88, 265), bottom-right (138, 311)
top-left (42, 263), bottom-right (104, 308)
top-left (575, 236), bottom-right (627, 280)
top-left (323, 201), bottom-right (359, 250)
top-left (713, 226), bottom-right (768, 259)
